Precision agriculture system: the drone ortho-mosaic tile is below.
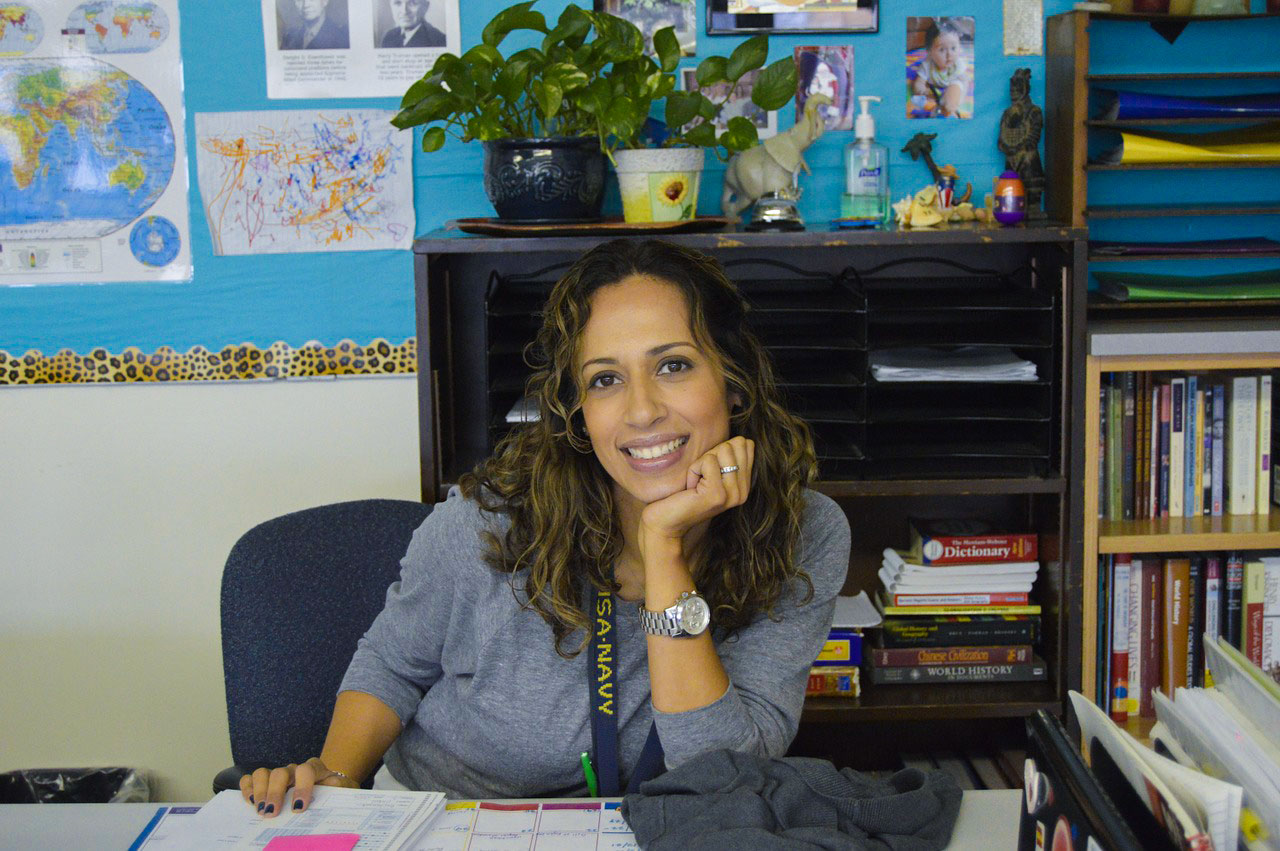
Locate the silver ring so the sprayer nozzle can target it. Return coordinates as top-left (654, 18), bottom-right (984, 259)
top-left (720, 465), bottom-right (739, 475)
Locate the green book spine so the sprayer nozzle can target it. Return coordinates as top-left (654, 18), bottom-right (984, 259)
top-left (1109, 380), bottom-right (1124, 522)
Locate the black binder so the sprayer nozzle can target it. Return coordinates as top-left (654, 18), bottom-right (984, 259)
top-left (1017, 710), bottom-right (1144, 851)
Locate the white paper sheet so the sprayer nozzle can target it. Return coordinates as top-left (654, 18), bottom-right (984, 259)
top-left (261, 0), bottom-right (460, 99)
top-left (1003, 0), bottom-right (1043, 57)
top-left (162, 788), bottom-right (445, 851)
top-left (410, 801), bottom-right (638, 851)
top-left (194, 109), bottom-right (414, 255)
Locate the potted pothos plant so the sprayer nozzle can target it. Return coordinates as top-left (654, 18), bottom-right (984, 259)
top-left (393, 3), bottom-right (646, 222)
top-left (606, 28), bottom-right (797, 222)
top-left (392, 2), bottom-right (796, 224)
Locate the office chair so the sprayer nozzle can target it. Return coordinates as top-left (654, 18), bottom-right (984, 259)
top-left (213, 499), bottom-right (433, 793)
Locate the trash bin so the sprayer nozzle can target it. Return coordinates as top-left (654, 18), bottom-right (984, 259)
top-left (0, 768), bottom-right (150, 803)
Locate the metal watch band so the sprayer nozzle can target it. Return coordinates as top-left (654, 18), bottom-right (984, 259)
top-left (638, 603), bottom-right (684, 637)
top-left (638, 591), bottom-right (708, 637)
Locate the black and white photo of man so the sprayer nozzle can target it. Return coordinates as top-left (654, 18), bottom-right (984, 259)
top-left (378, 0), bottom-right (445, 48)
top-left (278, 0), bottom-right (350, 50)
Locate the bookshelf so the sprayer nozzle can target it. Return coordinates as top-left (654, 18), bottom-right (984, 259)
top-left (1079, 333), bottom-right (1280, 703)
top-left (413, 224), bottom-right (1087, 766)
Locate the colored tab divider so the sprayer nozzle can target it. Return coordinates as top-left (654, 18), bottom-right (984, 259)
top-left (474, 801), bottom-right (540, 835)
top-left (420, 800), bottom-right (637, 850)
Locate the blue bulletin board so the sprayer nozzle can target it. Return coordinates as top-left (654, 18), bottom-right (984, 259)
top-left (1, 0), bottom-right (1080, 384)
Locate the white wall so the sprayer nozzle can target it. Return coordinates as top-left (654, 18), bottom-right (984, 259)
top-left (0, 376), bottom-right (420, 802)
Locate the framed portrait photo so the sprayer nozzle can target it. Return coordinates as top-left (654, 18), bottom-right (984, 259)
top-left (680, 68), bottom-right (778, 139)
top-left (598, 0), bottom-right (697, 56)
top-left (707, 0), bottom-right (877, 36)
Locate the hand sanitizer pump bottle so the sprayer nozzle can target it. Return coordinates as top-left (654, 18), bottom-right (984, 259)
top-left (842, 96), bottom-right (889, 227)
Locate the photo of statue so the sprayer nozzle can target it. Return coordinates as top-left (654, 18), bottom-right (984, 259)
top-left (998, 68), bottom-right (1045, 217)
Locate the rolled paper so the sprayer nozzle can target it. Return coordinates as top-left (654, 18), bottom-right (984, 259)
top-left (1099, 90), bottom-right (1280, 121)
top-left (1094, 268), bottom-right (1280, 302)
top-left (1115, 122), bottom-right (1280, 164)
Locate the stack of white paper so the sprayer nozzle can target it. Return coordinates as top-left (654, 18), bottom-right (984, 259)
top-left (879, 547), bottom-right (1040, 597)
top-left (870, 346), bottom-right (1038, 382)
top-left (1071, 692), bottom-right (1230, 850)
top-left (1147, 635), bottom-right (1280, 850)
top-left (832, 591), bottom-right (882, 628)
top-left (157, 788), bottom-right (446, 851)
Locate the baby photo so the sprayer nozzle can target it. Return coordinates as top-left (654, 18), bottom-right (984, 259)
top-left (906, 16), bottom-right (975, 120)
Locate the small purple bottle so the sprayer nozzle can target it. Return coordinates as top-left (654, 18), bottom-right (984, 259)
top-left (993, 171), bottom-right (1026, 226)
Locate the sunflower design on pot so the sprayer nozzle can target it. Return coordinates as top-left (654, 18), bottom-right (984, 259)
top-left (656, 175), bottom-right (689, 206)
top-left (643, 171), bottom-right (699, 221)
top-left (613, 149), bottom-right (706, 223)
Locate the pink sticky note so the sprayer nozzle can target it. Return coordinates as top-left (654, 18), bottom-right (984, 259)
top-left (263, 834), bottom-right (359, 851)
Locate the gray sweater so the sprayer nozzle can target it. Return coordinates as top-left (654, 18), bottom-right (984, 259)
top-left (622, 750), bottom-right (962, 850)
top-left (340, 487), bottom-right (851, 799)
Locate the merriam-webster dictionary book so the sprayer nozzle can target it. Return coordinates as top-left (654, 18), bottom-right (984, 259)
top-left (907, 518), bottom-right (1038, 565)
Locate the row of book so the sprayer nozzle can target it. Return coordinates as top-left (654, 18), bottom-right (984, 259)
top-left (1100, 552), bottom-right (1280, 723)
top-left (1098, 371), bottom-right (1274, 521)
top-left (870, 519), bottom-right (1046, 686)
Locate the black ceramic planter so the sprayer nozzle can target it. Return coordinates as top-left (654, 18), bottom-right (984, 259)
top-left (482, 137), bottom-right (606, 223)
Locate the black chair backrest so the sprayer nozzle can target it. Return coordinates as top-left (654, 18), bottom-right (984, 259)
top-left (220, 499), bottom-right (432, 770)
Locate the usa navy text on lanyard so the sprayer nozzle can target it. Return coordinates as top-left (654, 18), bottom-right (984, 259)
top-left (590, 588), bottom-right (664, 796)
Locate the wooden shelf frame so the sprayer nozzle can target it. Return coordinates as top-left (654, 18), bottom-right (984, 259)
top-left (803, 681), bottom-right (1060, 723)
top-left (1079, 349), bottom-right (1280, 702)
top-left (1087, 118), bottom-right (1280, 128)
top-left (1088, 251), bottom-right (1280, 262)
top-left (1086, 203), bottom-right (1280, 218)
top-left (1086, 71), bottom-right (1280, 81)
top-left (1046, 10), bottom-right (1280, 226)
top-left (1087, 161), bottom-right (1280, 172)
top-left (1098, 508), bottom-right (1280, 553)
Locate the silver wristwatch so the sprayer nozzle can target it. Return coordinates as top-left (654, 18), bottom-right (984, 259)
top-left (639, 591), bottom-right (711, 637)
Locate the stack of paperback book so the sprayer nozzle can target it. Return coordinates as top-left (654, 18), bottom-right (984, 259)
top-left (868, 518), bottom-right (1047, 685)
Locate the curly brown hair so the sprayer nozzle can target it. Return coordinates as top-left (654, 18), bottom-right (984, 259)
top-left (459, 239), bottom-right (818, 656)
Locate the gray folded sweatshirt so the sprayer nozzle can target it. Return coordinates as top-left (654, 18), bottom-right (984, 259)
top-left (621, 749), bottom-right (962, 850)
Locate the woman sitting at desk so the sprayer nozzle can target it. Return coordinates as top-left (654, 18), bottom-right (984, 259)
top-left (243, 239), bottom-right (850, 815)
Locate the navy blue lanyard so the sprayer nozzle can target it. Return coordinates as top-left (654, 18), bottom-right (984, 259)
top-left (590, 589), bottom-right (664, 796)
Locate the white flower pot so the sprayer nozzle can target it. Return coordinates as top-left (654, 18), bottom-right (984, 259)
top-left (613, 148), bottom-right (705, 223)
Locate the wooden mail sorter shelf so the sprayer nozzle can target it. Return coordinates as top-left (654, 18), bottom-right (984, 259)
top-left (413, 224), bottom-right (1087, 765)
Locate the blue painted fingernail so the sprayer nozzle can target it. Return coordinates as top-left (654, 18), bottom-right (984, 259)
top-left (293, 799), bottom-right (304, 810)
top-left (265, 804), bottom-right (275, 814)
top-left (257, 801), bottom-right (264, 812)
top-left (249, 794), bottom-right (254, 804)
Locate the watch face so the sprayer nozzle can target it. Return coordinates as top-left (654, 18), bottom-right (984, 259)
top-left (678, 595), bottom-right (711, 635)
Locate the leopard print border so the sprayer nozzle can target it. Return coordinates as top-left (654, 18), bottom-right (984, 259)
top-left (0, 339), bottom-right (417, 384)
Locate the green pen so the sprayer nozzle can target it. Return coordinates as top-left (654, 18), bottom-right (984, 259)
top-left (580, 751), bottom-right (599, 797)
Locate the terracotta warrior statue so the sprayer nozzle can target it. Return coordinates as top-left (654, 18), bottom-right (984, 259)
top-left (998, 68), bottom-right (1045, 218)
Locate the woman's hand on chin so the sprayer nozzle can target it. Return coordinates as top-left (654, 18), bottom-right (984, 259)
top-left (638, 436), bottom-right (754, 548)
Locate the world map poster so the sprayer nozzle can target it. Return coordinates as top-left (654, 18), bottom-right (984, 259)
top-left (193, 109), bottom-right (414, 256)
top-left (0, 1), bottom-right (191, 285)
